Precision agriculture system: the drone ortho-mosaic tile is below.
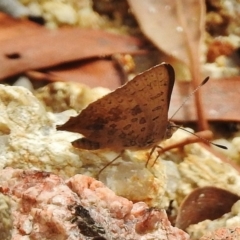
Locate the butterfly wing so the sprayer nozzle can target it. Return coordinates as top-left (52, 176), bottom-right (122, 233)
top-left (124, 63), bottom-right (175, 148)
top-left (57, 63), bottom-right (175, 150)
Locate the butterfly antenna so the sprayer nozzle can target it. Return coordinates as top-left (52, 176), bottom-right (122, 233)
top-left (170, 124), bottom-right (227, 150)
top-left (169, 77), bottom-right (209, 121)
top-left (167, 76), bottom-right (227, 150)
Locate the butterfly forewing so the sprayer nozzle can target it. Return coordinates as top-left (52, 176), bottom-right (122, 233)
top-left (57, 63), bottom-right (175, 150)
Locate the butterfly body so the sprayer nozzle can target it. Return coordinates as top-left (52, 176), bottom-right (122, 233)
top-left (57, 63), bottom-right (175, 151)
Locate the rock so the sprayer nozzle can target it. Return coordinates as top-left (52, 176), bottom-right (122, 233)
top-left (0, 168), bottom-right (190, 240)
top-left (0, 193), bottom-right (12, 240)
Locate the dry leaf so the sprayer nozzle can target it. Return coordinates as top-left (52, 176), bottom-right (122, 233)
top-left (127, 0), bottom-right (205, 68)
top-left (27, 59), bottom-right (124, 90)
top-left (175, 186), bottom-right (240, 230)
top-left (0, 13), bottom-right (141, 80)
top-left (0, 13), bottom-right (42, 42)
top-left (169, 77), bottom-right (240, 122)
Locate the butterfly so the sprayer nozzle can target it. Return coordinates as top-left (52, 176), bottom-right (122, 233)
top-left (57, 63), bottom-right (175, 152)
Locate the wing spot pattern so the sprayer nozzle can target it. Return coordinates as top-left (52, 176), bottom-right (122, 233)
top-left (139, 117), bottom-right (146, 124)
top-left (123, 124), bottom-right (132, 130)
top-left (131, 105), bottom-right (142, 115)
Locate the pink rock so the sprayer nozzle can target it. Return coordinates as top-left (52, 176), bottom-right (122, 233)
top-left (200, 227), bottom-right (240, 240)
top-left (0, 168), bottom-right (189, 239)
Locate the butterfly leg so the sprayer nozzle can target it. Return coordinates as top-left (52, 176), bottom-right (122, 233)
top-left (151, 145), bottom-right (165, 167)
top-left (97, 150), bottom-right (125, 179)
top-left (145, 145), bottom-right (164, 168)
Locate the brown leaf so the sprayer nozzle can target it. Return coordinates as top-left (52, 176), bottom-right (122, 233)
top-left (0, 13), bottom-right (42, 42)
top-left (127, 0), bottom-right (205, 68)
top-left (0, 13), bottom-right (141, 80)
top-left (27, 59), bottom-right (123, 90)
top-left (175, 186), bottom-right (240, 230)
top-left (169, 77), bottom-right (240, 122)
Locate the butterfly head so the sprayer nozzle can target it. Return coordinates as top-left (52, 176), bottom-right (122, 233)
top-left (165, 121), bottom-right (177, 140)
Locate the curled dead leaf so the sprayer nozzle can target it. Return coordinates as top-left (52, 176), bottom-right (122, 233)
top-left (175, 186), bottom-right (240, 230)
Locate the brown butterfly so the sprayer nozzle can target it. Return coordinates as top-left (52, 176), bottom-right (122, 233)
top-left (57, 63), bottom-right (175, 152)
